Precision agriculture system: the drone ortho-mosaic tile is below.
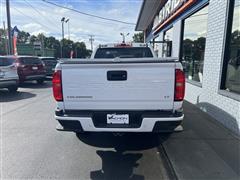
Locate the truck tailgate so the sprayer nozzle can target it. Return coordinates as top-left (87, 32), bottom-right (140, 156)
top-left (61, 62), bottom-right (175, 110)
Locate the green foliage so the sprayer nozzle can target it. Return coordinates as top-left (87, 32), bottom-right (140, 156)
top-left (17, 31), bottom-right (30, 43)
top-left (0, 29), bottom-right (90, 58)
top-left (132, 32), bottom-right (144, 43)
top-left (0, 29), bottom-right (7, 55)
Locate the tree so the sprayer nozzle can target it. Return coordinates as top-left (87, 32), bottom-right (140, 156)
top-left (74, 41), bottom-right (91, 58)
top-left (45, 36), bottom-right (61, 57)
top-left (0, 29), bottom-right (7, 55)
top-left (0, 28), bottom-right (91, 58)
top-left (132, 32), bottom-right (144, 43)
top-left (17, 31), bottom-right (30, 43)
top-left (30, 35), bottom-right (37, 44)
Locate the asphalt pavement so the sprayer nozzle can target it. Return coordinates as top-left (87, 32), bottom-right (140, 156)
top-left (1, 80), bottom-right (239, 180)
top-left (1, 81), bottom-right (175, 180)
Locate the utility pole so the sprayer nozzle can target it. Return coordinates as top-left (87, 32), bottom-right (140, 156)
top-left (89, 35), bottom-right (94, 52)
top-left (3, 21), bottom-right (8, 55)
top-left (120, 33), bottom-right (129, 43)
top-left (6, 0), bottom-right (12, 55)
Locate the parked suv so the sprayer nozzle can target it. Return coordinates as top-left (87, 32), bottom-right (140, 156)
top-left (38, 57), bottom-right (58, 76)
top-left (0, 56), bottom-right (19, 92)
top-left (16, 56), bottom-right (46, 84)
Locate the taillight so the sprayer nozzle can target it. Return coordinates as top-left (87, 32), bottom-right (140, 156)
top-left (174, 69), bottom-right (185, 101)
top-left (15, 62), bottom-right (25, 68)
top-left (52, 70), bottom-right (63, 101)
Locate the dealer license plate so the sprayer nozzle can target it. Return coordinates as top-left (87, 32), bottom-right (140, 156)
top-left (32, 67), bottom-right (38, 70)
top-left (107, 114), bottom-right (129, 124)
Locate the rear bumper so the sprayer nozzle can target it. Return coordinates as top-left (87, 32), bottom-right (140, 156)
top-left (0, 79), bottom-right (18, 88)
top-left (20, 74), bottom-right (46, 81)
top-left (26, 74), bottom-right (46, 80)
top-left (55, 110), bottom-right (184, 132)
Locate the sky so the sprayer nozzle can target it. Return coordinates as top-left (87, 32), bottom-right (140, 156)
top-left (0, 0), bottom-right (142, 49)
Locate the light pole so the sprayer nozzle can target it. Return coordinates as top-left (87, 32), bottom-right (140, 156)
top-left (65, 18), bottom-right (70, 40)
top-left (61, 17), bottom-right (65, 58)
top-left (61, 17), bottom-right (69, 58)
top-left (120, 33), bottom-right (129, 43)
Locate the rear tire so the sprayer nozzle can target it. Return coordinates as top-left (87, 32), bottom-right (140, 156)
top-left (8, 86), bottom-right (18, 93)
top-left (37, 79), bottom-right (44, 84)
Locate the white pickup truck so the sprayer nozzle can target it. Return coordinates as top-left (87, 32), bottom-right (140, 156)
top-left (53, 43), bottom-right (185, 133)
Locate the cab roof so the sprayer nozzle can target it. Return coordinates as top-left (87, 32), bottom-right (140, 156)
top-left (98, 43), bottom-right (148, 48)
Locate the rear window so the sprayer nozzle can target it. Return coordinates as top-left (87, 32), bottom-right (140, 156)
top-left (19, 57), bottom-right (42, 65)
top-left (40, 58), bottom-right (57, 62)
top-left (94, 47), bottom-right (154, 58)
top-left (0, 57), bottom-right (15, 66)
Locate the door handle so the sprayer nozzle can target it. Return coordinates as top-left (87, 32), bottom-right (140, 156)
top-left (107, 71), bottom-right (127, 81)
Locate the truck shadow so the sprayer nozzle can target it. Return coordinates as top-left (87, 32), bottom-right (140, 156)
top-left (90, 150), bottom-right (144, 180)
top-left (0, 90), bottom-right (36, 102)
top-left (77, 133), bottom-right (170, 180)
top-left (76, 132), bottom-right (163, 151)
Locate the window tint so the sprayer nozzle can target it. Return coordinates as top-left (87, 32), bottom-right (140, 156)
top-left (163, 27), bottom-right (173, 57)
top-left (153, 36), bottom-right (159, 56)
top-left (41, 58), bottom-right (57, 62)
top-left (19, 57), bottom-right (42, 65)
top-left (0, 57), bottom-right (15, 66)
top-left (181, 6), bottom-right (209, 83)
top-left (94, 47), bottom-right (153, 58)
top-left (222, 0), bottom-right (240, 94)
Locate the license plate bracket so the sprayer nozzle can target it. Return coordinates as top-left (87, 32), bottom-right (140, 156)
top-left (107, 114), bottom-right (129, 124)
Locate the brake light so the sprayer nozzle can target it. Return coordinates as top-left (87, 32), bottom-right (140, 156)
top-left (114, 43), bottom-right (132, 47)
top-left (52, 70), bottom-right (63, 101)
top-left (174, 69), bottom-right (185, 101)
top-left (15, 62), bottom-right (25, 68)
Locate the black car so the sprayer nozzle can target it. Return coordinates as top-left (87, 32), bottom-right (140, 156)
top-left (38, 57), bottom-right (58, 76)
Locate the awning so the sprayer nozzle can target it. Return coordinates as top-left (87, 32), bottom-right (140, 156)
top-left (135, 0), bottom-right (167, 31)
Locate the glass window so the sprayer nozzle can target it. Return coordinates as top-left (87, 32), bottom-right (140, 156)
top-left (162, 27), bottom-right (173, 57)
top-left (94, 47), bottom-right (153, 58)
top-left (181, 6), bottom-right (209, 83)
top-left (19, 57), bottom-right (42, 65)
top-left (40, 58), bottom-right (58, 66)
top-left (153, 36), bottom-right (159, 56)
top-left (223, 0), bottom-right (240, 94)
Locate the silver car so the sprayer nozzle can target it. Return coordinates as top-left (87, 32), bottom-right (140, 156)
top-left (0, 56), bottom-right (19, 92)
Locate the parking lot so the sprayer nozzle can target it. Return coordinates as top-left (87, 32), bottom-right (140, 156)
top-left (1, 80), bottom-right (177, 180)
top-left (1, 80), bottom-right (240, 180)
